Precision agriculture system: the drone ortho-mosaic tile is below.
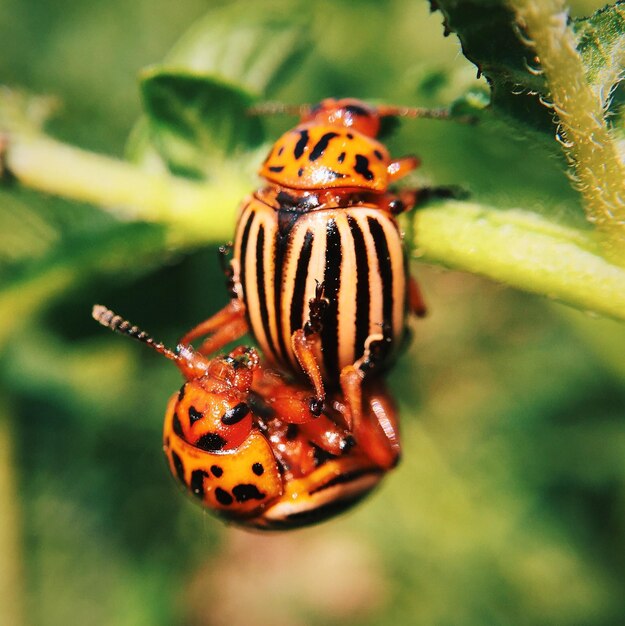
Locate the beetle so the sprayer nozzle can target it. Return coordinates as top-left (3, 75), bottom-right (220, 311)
top-left (180, 98), bottom-right (460, 413)
top-left (92, 305), bottom-right (400, 530)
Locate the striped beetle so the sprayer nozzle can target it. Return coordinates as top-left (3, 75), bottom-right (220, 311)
top-left (182, 98), bottom-right (460, 410)
top-left (93, 305), bottom-right (399, 530)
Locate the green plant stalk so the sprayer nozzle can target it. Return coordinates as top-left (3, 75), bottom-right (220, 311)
top-left (0, 402), bottom-right (25, 626)
top-left (510, 0), bottom-right (625, 262)
top-left (414, 202), bottom-right (625, 320)
top-left (4, 133), bottom-right (625, 322)
top-left (5, 133), bottom-right (244, 243)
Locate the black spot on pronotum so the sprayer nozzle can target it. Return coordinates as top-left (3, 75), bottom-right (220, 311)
top-left (337, 152), bottom-right (346, 163)
top-left (309, 132), bottom-right (339, 161)
top-left (252, 462), bottom-right (264, 476)
top-left (324, 168), bottom-right (347, 181)
top-left (215, 487), bottom-right (233, 506)
top-left (278, 146), bottom-right (284, 156)
top-left (294, 129), bottom-right (309, 159)
top-left (374, 149), bottom-right (383, 160)
top-left (221, 402), bottom-right (250, 425)
top-left (172, 413), bottom-right (184, 437)
top-left (354, 154), bottom-right (374, 181)
top-left (188, 406), bottom-right (203, 425)
top-left (211, 464), bottom-right (223, 477)
top-left (190, 470), bottom-right (209, 499)
top-left (297, 167), bottom-right (304, 177)
top-left (232, 484), bottom-right (266, 502)
top-left (196, 433), bottom-right (227, 451)
top-left (344, 104), bottom-right (370, 117)
top-left (269, 165), bottom-right (284, 173)
top-left (171, 451), bottom-right (185, 484)
top-left (346, 133), bottom-right (354, 139)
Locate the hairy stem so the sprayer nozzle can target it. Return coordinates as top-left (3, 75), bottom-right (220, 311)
top-left (414, 202), bottom-right (625, 320)
top-left (510, 0), bottom-right (625, 263)
top-left (4, 132), bottom-right (625, 322)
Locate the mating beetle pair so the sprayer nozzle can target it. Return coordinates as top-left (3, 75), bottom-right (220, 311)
top-left (94, 98), bottom-right (459, 529)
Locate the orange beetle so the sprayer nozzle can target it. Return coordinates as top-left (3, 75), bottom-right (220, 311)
top-left (180, 98), bottom-right (460, 413)
top-left (93, 305), bottom-right (400, 530)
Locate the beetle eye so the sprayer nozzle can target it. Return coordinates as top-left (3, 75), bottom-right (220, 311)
top-left (221, 402), bottom-right (250, 425)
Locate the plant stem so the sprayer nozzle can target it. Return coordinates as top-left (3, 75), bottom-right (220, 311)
top-left (4, 133), bottom-right (244, 243)
top-left (510, 0), bottom-right (625, 263)
top-left (4, 132), bottom-right (625, 322)
top-left (414, 202), bottom-right (625, 320)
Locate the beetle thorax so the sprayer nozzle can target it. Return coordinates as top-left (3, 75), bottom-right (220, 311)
top-left (260, 123), bottom-right (391, 192)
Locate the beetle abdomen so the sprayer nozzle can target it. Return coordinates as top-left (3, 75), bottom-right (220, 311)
top-left (233, 196), bottom-right (407, 384)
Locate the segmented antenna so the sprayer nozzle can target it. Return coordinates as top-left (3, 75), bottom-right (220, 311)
top-left (375, 105), bottom-right (452, 120)
top-left (248, 102), bottom-right (310, 117)
top-left (92, 305), bottom-right (178, 361)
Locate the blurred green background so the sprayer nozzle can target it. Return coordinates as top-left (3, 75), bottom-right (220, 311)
top-left (2, 1), bottom-right (625, 625)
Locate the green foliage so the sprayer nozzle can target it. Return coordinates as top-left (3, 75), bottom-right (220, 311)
top-left (2, 1), bottom-right (625, 626)
top-left (136, 5), bottom-right (311, 177)
top-left (433, 0), bottom-right (625, 134)
top-left (573, 2), bottom-right (625, 97)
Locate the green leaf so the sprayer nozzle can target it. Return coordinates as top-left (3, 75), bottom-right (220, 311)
top-left (139, 71), bottom-right (263, 179)
top-left (430, 0), bottom-right (553, 134)
top-left (135, 4), bottom-right (311, 178)
top-left (161, 4), bottom-right (311, 96)
top-left (431, 0), bottom-right (625, 134)
top-left (573, 2), bottom-right (625, 100)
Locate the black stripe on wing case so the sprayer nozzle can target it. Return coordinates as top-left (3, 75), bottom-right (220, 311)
top-left (347, 216), bottom-right (371, 361)
top-left (289, 230), bottom-right (315, 337)
top-left (321, 220), bottom-right (342, 382)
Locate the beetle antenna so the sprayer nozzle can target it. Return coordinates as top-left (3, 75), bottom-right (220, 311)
top-left (92, 305), bottom-right (179, 361)
top-left (248, 102), bottom-right (310, 117)
top-left (376, 106), bottom-right (451, 120)
top-left (92, 305), bottom-right (213, 380)
top-left (376, 105), bottom-right (477, 124)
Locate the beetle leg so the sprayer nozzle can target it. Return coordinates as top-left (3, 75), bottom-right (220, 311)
top-left (291, 282), bottom-right (328, 414)
top-left (339, 366), bottom-right (399, 470)
top-left (179, 299), bottom-right (249, 356)
top-left (415, 185), bottom-right (468, 204)
top-left (384, 186), bottom-right (468, 216)
top-left (299, 416), bottom-right (353, 457)
top-left (408, 275), bottom-right (427, 318)
top-left (263, 387), bottom-right (323, 424)
top-left (254, 371), bottom-right (350, 456)
top-left (264, 390), bottom-right (351, 455)
top-left (387, 155), bottom-right (421, 183)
